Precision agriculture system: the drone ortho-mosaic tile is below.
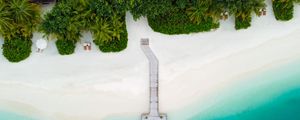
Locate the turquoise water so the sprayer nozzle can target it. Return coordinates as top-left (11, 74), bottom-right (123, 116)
top-left (212, 88), bottom-right (300, 120)
top-left (188, 60), bottom-right (300, 120)
top-left (2, 60), bottom-right (300, 120)
top-left (106, 60), bottom-right (300, 120)
top-left (0, 111), bottom-right (34, 120)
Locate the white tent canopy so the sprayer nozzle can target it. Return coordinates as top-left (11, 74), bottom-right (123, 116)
top-left (36, 38), bottom-right (48, 49)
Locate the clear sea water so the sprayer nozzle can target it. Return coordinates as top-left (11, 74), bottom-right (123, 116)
top-left (2, 60), bottom-right (300, 120)
top-left (187, 60), bottom-right (300, 120)
top-left (0, 111), bottom-right (34, 120)
top-left (210, 88), bottom-right (300, 120)
top-left (188, 88), bottom-right (300, 120)
top-left (106, 60), bottom-right (300, 120)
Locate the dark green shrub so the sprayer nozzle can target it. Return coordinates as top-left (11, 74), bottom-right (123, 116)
top-left (55, 40), bottom-right (76, 55)
top-left (235, 14), bottom-right (252, 30)
top-left (91, 11), bottom-right (128, 53)
top-left (40, 2), bottom-right (83, 56)
top-left (2, 37), bottom-right (32, 62)
top-left (94, 29), bottom-right (128, 52)
top-left (273, 0), bottom-right (294, 21)
top-left (130, 0), bottom-right (173, 20)
top-left (148, 10), bottom-right (219, 35)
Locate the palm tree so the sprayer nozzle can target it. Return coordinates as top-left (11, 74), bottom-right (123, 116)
top-left (0, 1), bottom-right (13, 38)
top-left (6, 0), bottom-right (41, 39)
top-left (111, 14), bottom-right (125, 40)
top-left (206, 1), bottom-right (226, 22)
top-left (1, 0), bottom-right (41, 62)
top-left (233, 1), bottom-right (253, 29)
top-left (186, 0), bottom-right (212, 24)
top-left (91, 18), bottom-right (113, 45)
top-left (186, 0), bottom-right (228, 24)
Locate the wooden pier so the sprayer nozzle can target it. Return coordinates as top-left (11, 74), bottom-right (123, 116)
top-left (141, 38), bottom-right (167, 120)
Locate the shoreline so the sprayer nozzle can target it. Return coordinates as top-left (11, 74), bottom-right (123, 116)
top-left (0, 5), bottom-right (300, 120)
top-left (0, 34), bottom-right (300, 120)
top-left (167, 57), bottom-right (300, 120)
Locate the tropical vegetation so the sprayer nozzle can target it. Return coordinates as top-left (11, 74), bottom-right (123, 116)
top-left (0, 0), bottom-right (300, 62)
top-left (131, 0), bottom-right (220, 34)
top-left (40, 0), bottom-right (129, 54)
top-left (130, 0), bottom-right (267, 34)
top-left (40, 0), bottom-right (84, 55)
top-left (272, 0), bottom-right (300, 21)
top-left (233, 0), bottom-right (266, 29)
top-left (87, 0), bottom-right (129, 52)
top-left (0, 0), bottom-right (41, 62)
top-left (2, 37), bottom-right (33, 62)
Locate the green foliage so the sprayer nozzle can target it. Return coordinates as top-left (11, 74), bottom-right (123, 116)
top-left (2, 0), bottom-right (41, 39)
top-left (40, 1), bottom-right (85, 55)
top-left (41, 0), bottom-right (130, 54)
top-left (92, 15), bottom-right (127, 52)
top-left (186, 0), bottom-right (214, 24)
top-left (148, 10), bottom-right (219, 35)
top-left (0, 1), bottom-right (12, 36)
top-left (130, 0), bottom-right (173, 20)
top-left (273, 0), bottom-right (294, 21)
top-left (84, 0), bottom-right (128, 52)
top-left (91, 18), bottom-right (114, 44)
top-left (0, 0), bottom-right (40, 62)
top-left (132, 0), bottom-right (266, 34)
top-left (95, 29), bottom-right (128, 52)
top-left (228, 0), bottom-right (265, 30)
top-left (55, 40), bottom-right (76, 55)
top-left (131, 0), bottom-right (221, 34)
top-left (91, 14), bottom-right (125, 43)
top-left (2, 37), bottom-right (32, 63)
top-left (40, 2), bottom-right (83, 42)
top-left (235, 13), bottom-right (252, 30)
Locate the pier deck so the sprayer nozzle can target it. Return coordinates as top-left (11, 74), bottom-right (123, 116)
top-left (141, 38), bottom-right (167, 120)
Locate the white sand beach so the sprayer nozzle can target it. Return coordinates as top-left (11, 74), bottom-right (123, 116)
top-left (0, 2), bottom-right (300, 120)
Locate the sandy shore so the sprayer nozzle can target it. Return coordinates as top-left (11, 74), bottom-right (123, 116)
top-left (0, 3), bottom-right (300, 120)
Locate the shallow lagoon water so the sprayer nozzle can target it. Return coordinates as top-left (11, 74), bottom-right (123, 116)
top-left (3, 60), bottom-right (300, 120)
top-left (210, 88), bottom-right (300, 120)
top-left (0, 111), bottom-right (34, 120)
top-left (187, 60), bottom-right (300, 120)
top-left (106, 59), bottom-right (300, 120)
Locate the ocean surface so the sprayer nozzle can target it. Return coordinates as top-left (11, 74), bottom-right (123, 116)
top-left (187, 60), bottom-right (300, 120)
top-left (0, 111), bottom-right (34, 120)
top-left (189, 88), bottom-right (300, 120)
top-left (106, 60), bottom-right (300, 120)
top-left (2, 60), bottom-right (300, 120)
top-left (211, 88), bottom-right (300, 120)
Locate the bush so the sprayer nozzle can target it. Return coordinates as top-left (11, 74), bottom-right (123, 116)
top-left (55, 40), bottom-right (76, 55)
top-left (235, 15), bottom-right (252, 30)
top-left (273, 0), bottom-right (294, 21)
top-left (40, 2), bottom-right (83, 56)
top-left (130, 0), bottom-right (173, 20)
top-left (91, 13), bottom-right (128, 53)
top-left (147, 10), bottom-right (219, 35)
top-left (94, 30), bottom-right (128, 52)
top-left (2, 37), bottom-right (32, 62)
